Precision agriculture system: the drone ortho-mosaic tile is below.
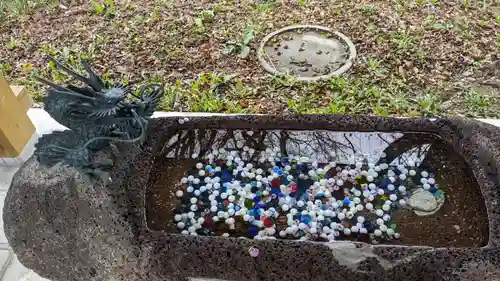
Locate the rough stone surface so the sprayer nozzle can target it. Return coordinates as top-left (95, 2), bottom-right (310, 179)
top-left (3, 115), bottom-right (500, 281)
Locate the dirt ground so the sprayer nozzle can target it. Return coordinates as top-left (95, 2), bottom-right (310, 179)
top-left (1, 0), bottom-right (499, 117)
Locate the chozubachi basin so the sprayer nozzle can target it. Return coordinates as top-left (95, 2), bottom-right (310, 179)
top-left (4, 114), bottom-right (500, 281)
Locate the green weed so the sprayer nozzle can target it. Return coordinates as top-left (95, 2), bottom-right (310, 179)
top-left (477, 19), bottom-right (488, 26)
top-left (414, 49), bottom-right (427, 63)
top-left (1, 0), bottom-right (28, 17)
top-left (417, 93), bottom-right (442, 116)
top-left (359, 3), bottom-right (377, 14)
top-left (48, 60), bottom-right (69, 82)
top-left (287, 98), bottom-right (305, 113)
top-left (20, 63), bottom-right (33, 73)
top-left (91, 0), bottom-right (116, 18)
top-left (133, 16), bottom-right (148, 24)
top-left (7, 38), bottom-right (20, 49)
top-left (157, 84), bottom-right (179, 111)
top-left (375, 102), bottom-right (389, 117)
top-left (195, 93), bottom-right (225, 112)
top-left (461, 0), bottom-right (470, 10)
top-left (464, 89), bottom-right (494, 117)
top-left (150, 8), bottom-right (162, 22)
top-left (393, 0), bottom-right (410, 13)
top-left (415, 0), bottom-right (425, 7)
top-left (180, 73), bottom-right (244, 112)
top-left (297, 0), bottom-right (307, 7)
top-left (222, 27), bottom-right (254, 59)
top-left (195, 9), bottom-right (215, 33)
top-left (322, 76), bottom-right (416, 116)
top-left (428, 22), bottom-right (455, 30)
top-left (365, 56), bottom-right (386, 76)
top-left (267, 75), bottom-right (298, 88)
top-left (256, 3), bottom-right (275, 13)
top-left (0, 62), bottom-right (13, 75)
top-left (39, 43), bottom-right (57, 56)
top-left (392, 30), bottom-right (414, 51)
top-left (229, 79), bottom-right (257, 99)
top-left (94, 34), bottom-right (110, 46)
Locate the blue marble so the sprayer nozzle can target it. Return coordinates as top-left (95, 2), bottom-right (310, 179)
top-left (221, 170), bottom-right (232, 182)
top-left (343, 197), bottom-right (351, 205)
top-left (271, 188), bottom-right (280, 195)
top-left (315, 192), bottom-right (325, 199)
top-left (273, 167), bottom-right (283, 176)
top-left (300, 215), bottom-right (311, 224)
top-left (248, 226), bottom-right (258, 237)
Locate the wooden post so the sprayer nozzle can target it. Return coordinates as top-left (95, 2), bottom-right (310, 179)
top-left (0, 73), bottom-right (35, 158)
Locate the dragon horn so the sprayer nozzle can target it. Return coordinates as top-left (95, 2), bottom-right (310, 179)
top-left (49, 57), bottom-right (90, 83)
top-left (34, 76), bottom-right (98, 101)
top-left (33, 76), bottom-right (70, 92)
top-left (81, 59), bottom-right (106, 92)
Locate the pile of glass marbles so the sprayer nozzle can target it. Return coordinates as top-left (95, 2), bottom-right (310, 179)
top-left (173, 147), bottom-right (441, 243)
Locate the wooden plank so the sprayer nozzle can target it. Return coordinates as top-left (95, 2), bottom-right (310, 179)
top-left (0, 73), bottom-right (35, 158)
top-left (10, 85), bottom-right (33, 112)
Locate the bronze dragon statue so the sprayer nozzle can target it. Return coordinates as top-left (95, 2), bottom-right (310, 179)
top-left (34, 57), bottom-right (164, 176)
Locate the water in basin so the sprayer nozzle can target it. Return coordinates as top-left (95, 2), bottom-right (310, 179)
top-left (146, 129), bottom-right (488, 247)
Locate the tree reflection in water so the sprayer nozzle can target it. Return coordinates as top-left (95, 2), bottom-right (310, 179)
top-left (158, 129), bottom-right (436, 169)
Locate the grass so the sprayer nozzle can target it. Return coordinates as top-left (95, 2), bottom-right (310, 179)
top-left (194, 9), bottom-right (215, 33)
top-left (417, 93), bottom-right (442, 117)
top-left (174, 73), bottom-right (250, 113)
top-left (0, 0), bottom-right (28, 17)
top-left (359, 3), bottom-right (378, 15)
top-left (91, 0), bottom-right (116, 18)
top-left (392, 30), bottom-right (414, 51)
top-left (0, 0), bottom-right (59, 19)
top-left (222, 26), bottom-right (255, 59)
top-left (0, 0), bottom-right (499, 117)
top-left (256, 3), bottom-right (276, 14)
top-left (464, 89), bottom-right (496, 118)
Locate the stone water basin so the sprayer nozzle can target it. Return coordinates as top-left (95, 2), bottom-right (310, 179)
top-left (5, 115), bottom-right (500, 281)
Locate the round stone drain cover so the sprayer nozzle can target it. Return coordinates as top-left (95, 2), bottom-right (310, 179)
top-left (257, 25), bottom-right (356, 81)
